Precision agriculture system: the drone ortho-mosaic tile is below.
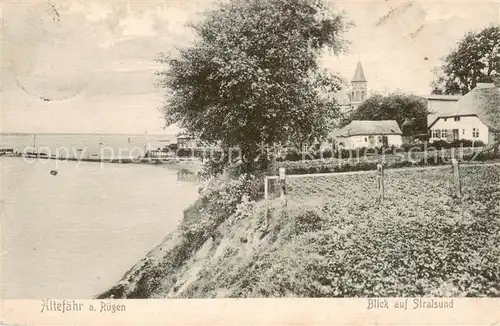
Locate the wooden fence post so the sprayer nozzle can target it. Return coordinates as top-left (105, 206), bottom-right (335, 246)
top-left (451, 158), bottom-right (461, 200)
top-left (264, 176), bottom-right (269, 226)
top-left (279, 167), bottom-right (287, 208)
top-left (376, 163), bottom-right (384, 203)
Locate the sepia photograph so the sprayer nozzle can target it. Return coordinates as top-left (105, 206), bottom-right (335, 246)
top-left (1, 0), bottom-right (499, 313)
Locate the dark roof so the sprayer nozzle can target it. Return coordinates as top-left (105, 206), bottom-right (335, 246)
top-left (402, 119), bottom-right (416, 127)
top-left (338, 120), bottom-right (402, 137)
top-left (352, 62), bottom-right (367, 83)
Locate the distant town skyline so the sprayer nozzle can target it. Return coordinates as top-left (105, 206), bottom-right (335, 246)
top-left (1, 1), bottom-right (498, 134)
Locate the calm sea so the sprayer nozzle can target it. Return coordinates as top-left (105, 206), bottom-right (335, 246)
top-left (0, 133), bottom-right (176, 159)
top-left (1, 157), bottom-right (199, 298)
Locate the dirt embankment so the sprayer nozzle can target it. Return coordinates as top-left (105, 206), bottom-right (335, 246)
top-left (97, 195), bottom-right (273, 299)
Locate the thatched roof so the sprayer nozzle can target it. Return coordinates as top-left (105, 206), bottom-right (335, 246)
top-left (338, 120), bottom-right (402, 137)
top-left (428, 83), bottom-right (500, 130)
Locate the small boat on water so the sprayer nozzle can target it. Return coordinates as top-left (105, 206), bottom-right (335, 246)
top-left (50, 170), bottom-right (58, 176)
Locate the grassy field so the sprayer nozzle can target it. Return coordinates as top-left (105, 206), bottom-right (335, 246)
top-left (256, 164), bottom-right (500, 297)
top-left (282, 164), bottom-right (495, 205)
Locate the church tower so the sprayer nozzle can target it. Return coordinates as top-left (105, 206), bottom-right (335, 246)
top-left (350, 61), bottom-right (367, 109)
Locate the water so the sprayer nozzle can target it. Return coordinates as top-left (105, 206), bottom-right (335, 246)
top-left (0, 133), bottom-right (176, 159)
top-left (1, 157), bottom-right (199, 298)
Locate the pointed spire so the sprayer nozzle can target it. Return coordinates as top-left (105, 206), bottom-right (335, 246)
top-left (352, 61), bottom-right (367, 82)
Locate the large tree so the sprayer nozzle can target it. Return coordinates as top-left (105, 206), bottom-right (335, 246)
top-left (431, 25), bottom-right (500, 95)
top-left (346, 93), bottom-right (429, 135)
top-left (157, 0), bottom-right (350, 170)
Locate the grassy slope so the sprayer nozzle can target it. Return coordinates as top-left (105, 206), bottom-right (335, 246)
top-left (98, 165), bottom-right (500, 298)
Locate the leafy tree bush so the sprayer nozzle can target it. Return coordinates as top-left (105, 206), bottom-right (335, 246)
top-left (181, 173), bottom-right (261, 243)
top-left (167, 143), bottom-right (178, 151)
top-left (432, 25), bottom-right (500, 95)
top-left (344, 93), bottom-right (429, 135)
top-left (157, 0), bottom-right (350, 173)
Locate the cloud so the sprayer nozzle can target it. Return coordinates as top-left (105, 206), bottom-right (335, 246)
top-left (325, 1), bottom-right (499, 96)
top-left (2, 1), bottom-right (499, 134)
top-left (0, 2), bottom-right (204, 134)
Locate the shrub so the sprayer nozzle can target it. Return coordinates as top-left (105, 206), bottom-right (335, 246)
top-left (430, 139), bottom-right (486, 150)
top-left (181, 173), bottom-right (259, 241)
top-left (167, 143), bottom-right (178, 151)
top-left (198, 151), bottom-right (229, 180)
top-left (177, 148), bottom-right (194, 157)
top-left (270, 146), bottom-right (500, 175)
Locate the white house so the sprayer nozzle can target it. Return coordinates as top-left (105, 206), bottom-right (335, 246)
top-left (335, 120), bottom-right (403, 150)
top-left (428, 83), bottom-right (500, 144)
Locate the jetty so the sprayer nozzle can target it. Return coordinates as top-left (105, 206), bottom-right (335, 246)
top-left (15, 151), bottom-right (201, 167)
top-left (0, 148), bottom-right (14, 155)
top-left (1, 147), bottom-right (202, 173)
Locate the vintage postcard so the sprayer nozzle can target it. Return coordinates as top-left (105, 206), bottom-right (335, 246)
top-left (1, 0), bottom-right (499, 325)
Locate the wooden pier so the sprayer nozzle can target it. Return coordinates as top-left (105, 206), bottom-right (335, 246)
top-left (0, 149), bottom-right (15, 156)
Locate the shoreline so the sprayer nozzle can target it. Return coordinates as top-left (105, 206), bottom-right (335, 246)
top-left (0, 155), bottom-right (203, 173)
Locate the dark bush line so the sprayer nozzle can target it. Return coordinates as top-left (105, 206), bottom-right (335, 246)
top-left (402, 139), bottom-right (486, 151)
top-left (428, 139), bottom-right (486, 149)
top-left (271, 148), bottom-right (500, 175)
top-left (277, 140), bottom-right (486, 162)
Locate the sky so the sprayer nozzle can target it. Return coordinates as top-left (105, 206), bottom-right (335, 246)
top-left (1, 1), bottom-right (499, 134)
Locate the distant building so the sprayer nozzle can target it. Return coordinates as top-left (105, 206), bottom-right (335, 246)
top-left (145, 142), bottom-right (165, 152)
top-left (425, 94), bottom-right (461, 129)
top-left (428, 83), bottom-right (500, 144)
top-left (177, 135), bottom-right (200, 149)
top-left (334, 120), bottom-right (403, 150)
top-left (146, 149), bottom-right (175, 158)
top-left (0, 148), bottom-right (14, 155)
top-left (334, 62), bottom-right (369, 115)
top-left (402, 119), bottom-right (417, 137)
top-left (403, 116), bottom-right (437, 144)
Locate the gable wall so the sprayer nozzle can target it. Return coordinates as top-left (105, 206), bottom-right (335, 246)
top-left (429, 116), bottom-right (489, 144)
